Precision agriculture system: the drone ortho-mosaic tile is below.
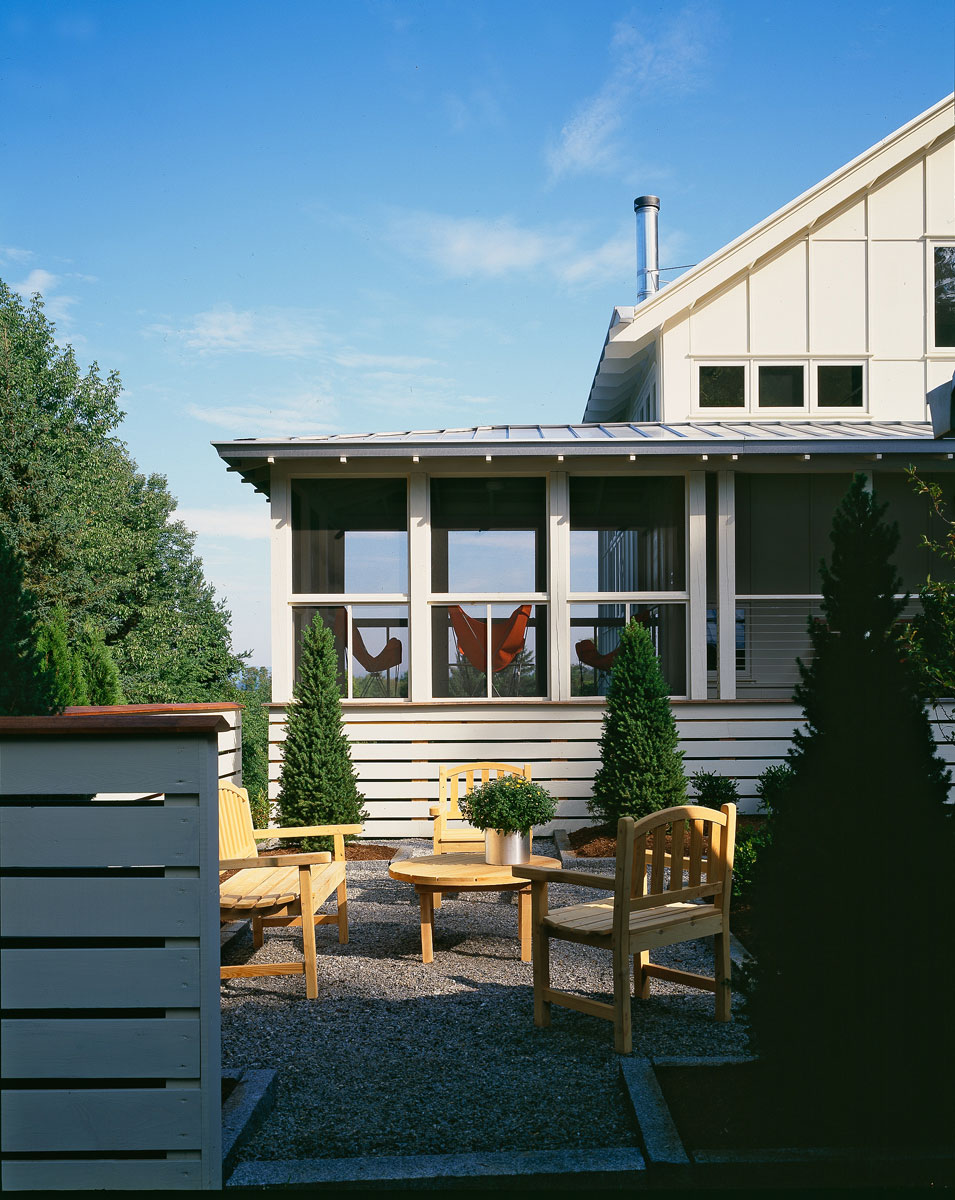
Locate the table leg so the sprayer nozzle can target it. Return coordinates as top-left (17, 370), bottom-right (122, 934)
top-left (518, 887), bottom-right (531, 962)
top-left (418, 889), bottom-right (434, 963)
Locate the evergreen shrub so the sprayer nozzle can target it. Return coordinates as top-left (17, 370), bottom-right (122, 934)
top-left (745, 475), bottom-right (954, 1142)
top-left (588, 618), bottom-right (686, 825)
top-left (689, 769), bottom-right (739, 810)
top-left (276, 613), bottom-right (367, 851)
top-left (0, 529), bottom-right (59, 715)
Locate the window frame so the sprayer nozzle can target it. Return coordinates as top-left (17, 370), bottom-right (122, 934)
top-left (928, 241), bottom-right (955, 354)
top-left (692, 359), bottom-right (869, 416)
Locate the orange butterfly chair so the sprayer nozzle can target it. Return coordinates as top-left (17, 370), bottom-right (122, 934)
top-left (575, 611), bottom-right (653, 672)
top-left (449, 604), bottom-right (532, 673)
top-left (333, 607), bottom-right (403, 672)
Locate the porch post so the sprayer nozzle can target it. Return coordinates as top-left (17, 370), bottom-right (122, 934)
top-left (548, 471), bottom-right (570, 700)
top-left (687, 472), bottom-right (707, 699)
top-left (717, 470), bottom-right (737, 700)
top-left (408, 471), bottom-right (432, 702)
top-left (270, 467), bottom-right (293, 703)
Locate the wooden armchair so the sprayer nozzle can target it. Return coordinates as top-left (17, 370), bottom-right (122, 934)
top-left (218, 781), bottom-right (362, 999)
top-left (513, 803), bottom-right (736, 1054)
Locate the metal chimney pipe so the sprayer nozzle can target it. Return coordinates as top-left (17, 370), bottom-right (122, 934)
top-left (634, 195), bottom-right (660, 303)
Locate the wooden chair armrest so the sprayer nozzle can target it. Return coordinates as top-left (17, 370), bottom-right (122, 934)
top-left (220, 851), bottom-right (333, 869)
top-left (253, 824), bottom-right (364, 839)
top-left (511, 865), bottom-right (616, 891)
top-left (429, 805), bottom-right (441, 817)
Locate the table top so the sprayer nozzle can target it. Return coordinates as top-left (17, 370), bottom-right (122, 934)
top-left (389, 850), bottom-right (560, 889)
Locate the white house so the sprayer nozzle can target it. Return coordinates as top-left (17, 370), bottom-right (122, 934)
top-left (215, 95), bottom-right (954, 835)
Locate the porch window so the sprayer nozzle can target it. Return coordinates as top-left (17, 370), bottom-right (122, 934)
top-left (571, 602), bottom-right (686, 696)
top-left (293, 604), bottom-right (409, 698)
top-left (291, 478), bottom-right (408, 594)
top-left (432, 603), bottom-right (547, 698)
top-left (699, 365), bottom-right (745, 408)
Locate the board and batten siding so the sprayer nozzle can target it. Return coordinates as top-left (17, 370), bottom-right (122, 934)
top-left (0, 712), bottom-right (225, 1192)
top-left (267, 699), bottom-right (953, 837)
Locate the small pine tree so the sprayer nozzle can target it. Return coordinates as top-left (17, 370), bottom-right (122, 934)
top-left (79, 620), bottom-right (124, 705)
top-left (35, 604), bottom-right (88, 707)
top-left (745, 475), bottom-right (954, 1142)
top-left (277, 613), bottom-right (367, 850)
top-left (0, 528), bottom-right (59, 715)
top-left (588, 619), bottom-right (687, 825)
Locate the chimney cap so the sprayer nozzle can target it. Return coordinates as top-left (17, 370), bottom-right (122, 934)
top-left (634, 195), bottom-right (660, 211)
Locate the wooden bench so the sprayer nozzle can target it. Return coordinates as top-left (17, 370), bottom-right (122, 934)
top-left (218, 781), bottom-right (362, 999)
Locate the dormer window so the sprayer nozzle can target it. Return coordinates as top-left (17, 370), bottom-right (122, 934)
top-left (758, 365), bottom-right (804, 408)
top-left (817, 364), bottom-right (863, 407)
top-left (699, 365), bottom-right (745, 408)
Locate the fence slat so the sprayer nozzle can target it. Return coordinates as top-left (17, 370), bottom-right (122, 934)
top-left (1, 1089), bottom-right (201, 1152)
top-left (1, 948), bottom-right (200, 1009)
top-left (1, 1019), bottom-right (200, 1078)
top-left (0, 879), bottom-right (201, 939)
top-left (2, 1160), bottom-right (203, 1191)
top-left (0, 807), bottom-right (199, 869)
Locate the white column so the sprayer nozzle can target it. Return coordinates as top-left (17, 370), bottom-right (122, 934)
top-left (270, 467), bottom-right (293, 704)
top-left (548, 471), bottom-right (570, 700)
top-left (717, 470), bottom-right (737, 700)
top-left (687, 472), bottom-right (708, 699)
top-left (408, 472), bottom-right (431, 702)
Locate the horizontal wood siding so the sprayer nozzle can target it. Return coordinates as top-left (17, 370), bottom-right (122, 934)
top-left (0, 720), bottom-right (221, 1191)
top-left (268, 700), bottom-right (954, 836)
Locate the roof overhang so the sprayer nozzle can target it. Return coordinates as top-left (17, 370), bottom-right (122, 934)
top-left (215, 421), bottom-right (954, 498)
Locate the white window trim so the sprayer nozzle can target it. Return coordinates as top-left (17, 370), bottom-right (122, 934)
top-left (692, 358), bottom-right (870, 415)
top-left (927, 241), bottom-right (955, 356)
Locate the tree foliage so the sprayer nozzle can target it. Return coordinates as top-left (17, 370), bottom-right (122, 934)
top-left (36, 605), bottom-right (88, 707)
top-left (233, 665), bottom-right (271, 827)
top-left (277, 614), bottom-right (366, 850)
top-left (0, 526), bottom-right (59, 715)
top-left (0, 279), bottom-right (244, 702)
top-left (745, 475), bottom-right (954, 1142)
top-left (588, 619), bottom-right (687, 824)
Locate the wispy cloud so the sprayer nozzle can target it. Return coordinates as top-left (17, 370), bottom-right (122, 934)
top-left (334, 351), bottom-right (437, 370)
top-left (9, 265), bottom-right (83, 326)
top-left (186, 395), bottom-right (341, 438)
top-left (547, 5), bottom-right (713, 181)
top-left (384, 209), bottom-right (636, 289)
top-left (0, 246), bottom-right (35, 266)
top-left (149, 304), bottom-right (330, 357)
top-left (173, 506), bottom-right (270, 540)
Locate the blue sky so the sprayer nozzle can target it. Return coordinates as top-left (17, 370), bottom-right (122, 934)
top-left (2, 1), bottom-right (953, 668)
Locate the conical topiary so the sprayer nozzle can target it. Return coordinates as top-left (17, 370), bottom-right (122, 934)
top-left (277, 612), bottom-right (367, 851)
top-left (0, 527), bottom-right (59, 715)
top-left (588, 618), bottom-right (687, 825)
top-left (745, 475), bottom-right (954, 1143)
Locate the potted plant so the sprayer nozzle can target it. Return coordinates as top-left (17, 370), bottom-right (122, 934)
top-left (460, 775), bottom-right (558, 865)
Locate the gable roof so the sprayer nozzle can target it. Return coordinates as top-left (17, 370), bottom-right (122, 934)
top-left (583, 94), bottom-right (955, 423)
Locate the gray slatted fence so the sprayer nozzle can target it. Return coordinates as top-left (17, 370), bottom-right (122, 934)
top-left (0, 712), bottom-right (224, 1191)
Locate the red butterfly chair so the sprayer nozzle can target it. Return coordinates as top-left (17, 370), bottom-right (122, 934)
top-left (449, 604), bottom-right (532, 673)
top-left (333, 608), bottom-right (403, 672)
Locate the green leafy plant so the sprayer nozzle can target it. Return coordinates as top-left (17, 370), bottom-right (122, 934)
top-left (589, 618), bottom-right (687, 825)
top-left (689, 769), bottom-right (739, 810)
top-left (248, 789), bottom-right (271, 830)
top-left (0, 527), bottom-right (59, 716)
top-left (276, 612), bottom-right (367, 851)
top-left (460, 776), bottom-right (557, 835)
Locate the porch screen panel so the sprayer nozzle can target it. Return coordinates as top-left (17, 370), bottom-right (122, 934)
top-left (569, 476), bottom-right (685, 592)
top-left (430, 478), bottom-right (546, 594)
top-left (872, 472), bottom-right (955, 588)
top-left (571, 603), bottom-right (686, 697)
top-left (292, 479), bottom-right (407, 594)
top-left (432, 604), bottom-right (546, 698)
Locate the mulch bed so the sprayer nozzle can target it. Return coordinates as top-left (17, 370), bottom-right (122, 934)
top-left (568, 815), bottom-right (766, 858)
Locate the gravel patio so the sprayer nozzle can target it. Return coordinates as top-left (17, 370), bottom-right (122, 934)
top-left (220, 837), bottom-right (751, 1174)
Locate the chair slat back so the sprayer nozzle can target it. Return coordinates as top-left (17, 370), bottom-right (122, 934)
top-left (438, 761), bottom-right (532, 822)
top-left (621, 804), bottom-right (736, 908)
top-left (218, 781), bottom-right (259, 861)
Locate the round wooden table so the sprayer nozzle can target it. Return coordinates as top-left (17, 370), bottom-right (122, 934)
top-left (389, 850), bottom-right (560, 963)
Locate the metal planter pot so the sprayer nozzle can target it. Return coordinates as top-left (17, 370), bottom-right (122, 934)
top-left (484, 829), bottom-right (531, 865)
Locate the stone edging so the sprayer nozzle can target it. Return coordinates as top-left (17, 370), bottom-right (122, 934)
top-left (222, 1068), bottom-right (278, 1179)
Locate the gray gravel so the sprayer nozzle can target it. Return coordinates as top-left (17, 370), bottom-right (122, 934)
top-left (220, 838), bottom-right (750, 1163)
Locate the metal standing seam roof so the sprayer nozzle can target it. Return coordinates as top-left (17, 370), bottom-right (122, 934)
top-left (213, 420), bottom-right (954, 495)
